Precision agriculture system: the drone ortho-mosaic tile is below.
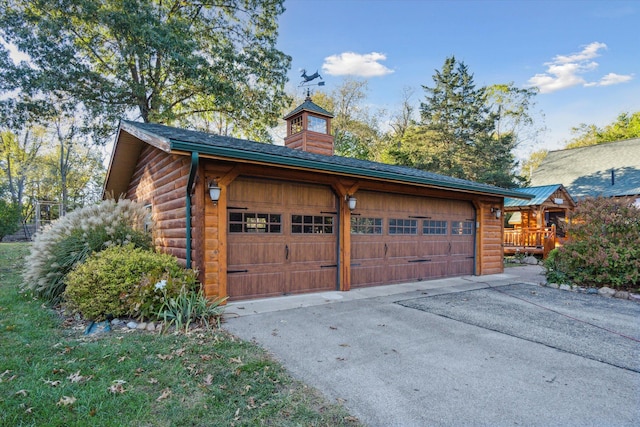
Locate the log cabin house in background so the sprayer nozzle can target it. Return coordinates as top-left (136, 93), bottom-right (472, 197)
top-left (503, 184), bottom-right (576, 258)
top-left (104, 96), bottom-right (531, 301)
top-left (509, 138), bottom-right (640, 259)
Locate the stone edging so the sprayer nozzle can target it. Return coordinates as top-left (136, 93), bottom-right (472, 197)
top-left (544, 282), bottom-right (640, 303)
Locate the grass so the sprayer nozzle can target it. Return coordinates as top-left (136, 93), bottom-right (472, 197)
top-left (0, 243), bottom-right (361, 427)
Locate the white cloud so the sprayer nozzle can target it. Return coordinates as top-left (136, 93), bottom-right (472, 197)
top-left (552, 41), bottom-right (606, 64)
top-left (595, 72), bottom-right (634, 86)
top-left (322, 52), bottom-right (394, 78)
top-left (526, 42), bottom-right (633, 93)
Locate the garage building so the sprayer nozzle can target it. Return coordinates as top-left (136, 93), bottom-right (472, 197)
top-left (104, 97), bottom-right (530, 300)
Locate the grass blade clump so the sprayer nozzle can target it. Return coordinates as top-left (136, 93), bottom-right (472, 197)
top-left (21, 198), bottom-right (152, 304)
top-left (157, 287), bottom-right (227, 333)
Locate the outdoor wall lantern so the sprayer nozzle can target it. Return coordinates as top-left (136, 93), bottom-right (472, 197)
top-left (348, 196), bottom-right (357, 211)
top-left (208, 181), bottom-right (221, 203)
top-left (491, 207), bottom-right (501, 219)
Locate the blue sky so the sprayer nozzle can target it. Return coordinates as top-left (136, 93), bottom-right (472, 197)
top-left (277, 0), bottom-right (639, 159)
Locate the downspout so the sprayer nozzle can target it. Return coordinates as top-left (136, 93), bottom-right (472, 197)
top-left (473, 204), bottom-right (478, 276)
top-left (335, 193), bottom-right (341, 291)
top-left (186, 151), bottom-right (199, 269)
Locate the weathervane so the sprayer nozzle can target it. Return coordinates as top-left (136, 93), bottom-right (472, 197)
top-left (299, 68), bottom-right (325, 97)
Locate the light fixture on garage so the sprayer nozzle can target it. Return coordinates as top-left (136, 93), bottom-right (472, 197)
top-left (208, 181), bottom-right (221, 203)
top-left (348, 196), bottom-right (357, 211)
top-left (490, 207), bottom-right (501, 219)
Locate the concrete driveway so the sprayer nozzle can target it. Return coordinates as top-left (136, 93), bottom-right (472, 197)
top-left (223, 267), bottom-right (640, 427)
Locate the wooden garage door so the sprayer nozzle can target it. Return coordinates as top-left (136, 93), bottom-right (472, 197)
top-left (227, 178), bottom-right (338, 300)
top-left (351, 191), bottom-right (475, 288)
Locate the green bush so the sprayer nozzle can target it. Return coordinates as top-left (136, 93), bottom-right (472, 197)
top-left (22, 198), bottom-right (152, 304)
top-left (126, 269), bottom-right (200, 321)
top-left (543, 248), bottom-right (569, 284)
top-left (64, 245), bottom-right (191, 321)
top-left (547, 197), bottom-right (640, 289)
top-left (0, 199), bottom-right (21, 240)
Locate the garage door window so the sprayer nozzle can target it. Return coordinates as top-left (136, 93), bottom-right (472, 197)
top-left (291, 215), bottom-right (334, 234)
top-left (351, 217), bottom-right (383, 234)
top-left (229, 212), bottom-right (282, 233)
top-left (423, 220), bottom-right (448, 235)
top-left (451, 221), bottom-right (473, 235)
top-left (389, 218), bottom-right (417, 235)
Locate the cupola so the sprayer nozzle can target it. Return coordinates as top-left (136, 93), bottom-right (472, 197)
top-left (283, 94), bottom-right (334, 155)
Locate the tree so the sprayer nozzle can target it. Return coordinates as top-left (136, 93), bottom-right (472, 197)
top-left (392, 57), bottom-right (522, 187)
top-left (0, 128), bottom-right (45, 211)
top-left (486, 83), bottom-right (545, 153)
top-left (328, 79), bottom-right (380, 160)
top-left (1, 94), bottom-right (104, 220)
top-left (44, 96), bottom-right (105, 213)
top-left (519, 149), bottom-right (548, 182)
top-left (388, 86), bottom-right (417, 146)
top-left (566, 111), bottom-right (640, 148)
top-left (0, 0), bottom-right (291, 141)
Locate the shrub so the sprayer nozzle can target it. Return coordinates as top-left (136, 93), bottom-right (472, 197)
top-left (64, 244), bottom-right (193, 321)
top-left (0, 199), bottom-right (21, 240)
top-left (543, 248), bottom-right (569, 284)
top-left (126, 269), bottom-right (200, 320)
top-left (547, 197), bottom-right (640, 289)
top-left (22, 198), bottom-right (152, 304)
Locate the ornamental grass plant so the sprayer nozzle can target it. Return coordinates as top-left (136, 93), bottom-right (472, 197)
top-left (21, 198), bottom-right (152, 304)
top-left (157, 287), bottom-right (227, 333)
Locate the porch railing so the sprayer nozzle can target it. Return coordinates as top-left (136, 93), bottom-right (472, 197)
top-left (504, 226), bottom-right (557, 258)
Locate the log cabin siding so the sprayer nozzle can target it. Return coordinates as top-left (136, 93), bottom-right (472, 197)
top-left (126, 144), bottom-right (191, 265)
top-left (477, 201), bottom-right (504, 275)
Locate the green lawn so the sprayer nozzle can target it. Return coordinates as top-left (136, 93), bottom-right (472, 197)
top-left (0, 243), bottom-right (360, 427)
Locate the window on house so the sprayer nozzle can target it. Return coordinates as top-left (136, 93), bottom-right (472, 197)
top-left (423, 220), bottom-right (447, 235)
top-left (388, 218), bottom-right (417, 235)
top-left (308, 116), bottom-right (327, 133)
top-left (290, 116), bottom-right (303, 134)
top-left (229, 212), bottom-right (282, 233)
top-left (451, 221), bottom-right (473, 235)
top-left (291, 215), bottom-right (334, 234)
top-left (351, 217), bottom-right (383, 234)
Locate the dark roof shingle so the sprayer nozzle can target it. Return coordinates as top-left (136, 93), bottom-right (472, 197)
top-left (530, 138), bottom-right (640, 199)
top-left (119, 120), bottom-right (531, 199)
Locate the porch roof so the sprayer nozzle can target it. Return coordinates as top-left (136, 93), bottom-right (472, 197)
top-left (504, 184), bottom-right (573, 207)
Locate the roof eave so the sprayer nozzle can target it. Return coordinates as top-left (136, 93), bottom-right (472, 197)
top-left (170, 140), bottom-right (532, 200)
top-left (102, 121), bottom-right (174, 198)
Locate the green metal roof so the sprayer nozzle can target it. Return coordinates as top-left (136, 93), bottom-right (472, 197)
top-left (119, 120), bottom-right (532, 200)
top-left (530, 138), bottom-right (640, 198)
top-left (504, 184), bottom-right (563, 207)
top-left (283, 96), bottom-right (333, 120)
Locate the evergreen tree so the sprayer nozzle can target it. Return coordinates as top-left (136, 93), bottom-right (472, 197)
top-left (392, 57), bottom-right (522, 187)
